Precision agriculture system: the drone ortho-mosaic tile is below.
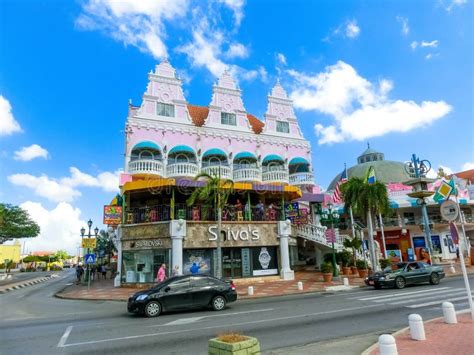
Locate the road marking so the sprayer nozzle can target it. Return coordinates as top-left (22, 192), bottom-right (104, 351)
top-left (57, 326), bottom-right (73, 348)
top-left (407, 296), bottom-right (474, 308)
top-left (388, 291), bottom-right (467, 305)
top-left (60, 304), bottom-right (382, 348)
top-left (357, 287), bottom-right (451, 301)
top-left (371, 288), bottom-right (464, 303)
top-left (152, 308), bottom-right (274, 327)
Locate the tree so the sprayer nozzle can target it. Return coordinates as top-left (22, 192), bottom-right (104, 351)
top-left (0, 203), bottom-right (40, 244)
top-left (187, 171), bottom-right (233, 279)
top-left (340, 176), bottom-right (389, 271)
top-left (94, 229), bottom-right (117, 262)
top-left (54, 250), bottom-right (70, 261)
top-left (343, 235), bottom-right (362, 266)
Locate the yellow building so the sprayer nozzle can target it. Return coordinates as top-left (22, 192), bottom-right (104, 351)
top-left (0, 240), bottom-right (21, 263)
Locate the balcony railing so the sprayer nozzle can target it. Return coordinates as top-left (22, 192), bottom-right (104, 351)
top-left (289, 172), bottom-right (314, 185)
top-left (201, 165), bottom-right (232, 180)
top-left (233, 168), bottom-right (261, 182)
top-left (166, 162), bottom-right (199, 178)
top-left (262, 169), bottom-right (289, 184)
top-left (128, 159), bottom-right (164, 176)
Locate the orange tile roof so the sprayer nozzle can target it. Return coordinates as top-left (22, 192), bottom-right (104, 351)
top-left (450, 169), bottom-right (474, 183)
top-left (186, 104), bottom-right (265, 134)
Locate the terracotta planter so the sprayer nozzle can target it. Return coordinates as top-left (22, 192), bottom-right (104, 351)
top-left (351, 266), bottom-right (358, 275)
top-left (358, 269), bottom-right (368, 278)
top-left (322, 273), bottom-right (333, 282)
top-left (342, 267), bottom-right (351, 276)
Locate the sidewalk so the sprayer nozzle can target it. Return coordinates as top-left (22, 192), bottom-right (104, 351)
top-left (364, 312), bottom-right (474, 355)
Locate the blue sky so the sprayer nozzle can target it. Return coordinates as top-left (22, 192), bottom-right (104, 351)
top-left (0, 0), bottom-right (472, 253)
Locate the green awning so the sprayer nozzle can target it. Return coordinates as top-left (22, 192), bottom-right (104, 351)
top-left (132, 141), bottom-right (160, 151)
top-left (289, 157), bottom-right (309, 165)
top-left (203, 148), bottom-right (227, 157)
top-left (234, 152), bottom-right (257, 160)
top-left (169, 145), bottom-right (195, 155)
top-left (263, 154), bottom-right (284, 163)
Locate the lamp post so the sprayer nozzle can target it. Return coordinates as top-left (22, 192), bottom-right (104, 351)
top-left (404, 154), bottom-right (435, 262)
top-left (80, 219), bottom-right (99, 288)
top-left (320, 202), bottom-right (340, 279)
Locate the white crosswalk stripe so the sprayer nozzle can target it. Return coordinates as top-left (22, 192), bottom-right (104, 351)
top-left (351, 286), bottom-right (473, 309)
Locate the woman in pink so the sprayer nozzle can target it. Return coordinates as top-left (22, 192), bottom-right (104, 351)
top-left (156, 263), bottom-right (167, 283)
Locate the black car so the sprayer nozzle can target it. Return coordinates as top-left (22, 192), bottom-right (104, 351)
top-left (365, 261), bottom-right (446, 289)
top-left (127, 274), bottom-right (238, 317)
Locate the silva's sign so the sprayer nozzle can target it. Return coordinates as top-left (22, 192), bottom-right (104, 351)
top-left (208, 225), bottom-right (260, 242)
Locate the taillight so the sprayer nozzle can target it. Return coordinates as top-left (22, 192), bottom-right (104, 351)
top-left (230, 281), bottom-right (236, 291)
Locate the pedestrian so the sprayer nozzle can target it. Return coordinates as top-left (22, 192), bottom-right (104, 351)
top-left (76, 264), bottom-right (84, 284)
top-left (91, 265), bottom-right (97, 280)
top-left (101, 264), bottom-right (107, 279)
top-left (171, 265), bottom-right (180, 277)
top-left (156, 263), bottom-right (167, 282)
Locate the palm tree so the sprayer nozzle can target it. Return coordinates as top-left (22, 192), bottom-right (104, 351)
top-left (187, 171), bottom-right (234, 279)
top-left (343, 235), bottom-right (362, 266)
top-left (340, 176), bottom-right (389, 271)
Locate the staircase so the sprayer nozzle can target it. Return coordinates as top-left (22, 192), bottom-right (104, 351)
top-left (294, 223), bottom-right (345, 251)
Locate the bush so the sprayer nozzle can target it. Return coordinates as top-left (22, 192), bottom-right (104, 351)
top-left (379, 258), bottom-right (391, 269)
top-left (320, 262), bottom-right (333, 274)
top-left (356, 260), bottom-right (368, 270)
top-left (339, 250), bottom-right (351, 267)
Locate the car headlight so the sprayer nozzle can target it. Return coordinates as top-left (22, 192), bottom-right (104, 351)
top-left (379, 277), bottom-right (385, 281)
top-left (385, 275), bottom-right (392, 280)
top-left (136, 294), bottom-right (148, 301)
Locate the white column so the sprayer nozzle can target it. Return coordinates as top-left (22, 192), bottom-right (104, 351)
top-left (278, 220), bottom-right (295, 280)
top-left (114, 226), bottom-right (122, 287)
top-left (170, 219), bottom-right (186, 276)
top-left (315, 248), bottom-right (323, 270)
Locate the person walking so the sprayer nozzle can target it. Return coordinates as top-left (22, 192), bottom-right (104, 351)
top-left (100, 264), bottom-right (107, 279)
top-left (156, 263), bottom-right (167, 283)
top-left (171, 265), bottom-right (180, 277)
top-left (76, 264), bottom-right (84, 284)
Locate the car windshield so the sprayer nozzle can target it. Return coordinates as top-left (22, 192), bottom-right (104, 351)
top-left (395, 262), bottom-right (407, 270)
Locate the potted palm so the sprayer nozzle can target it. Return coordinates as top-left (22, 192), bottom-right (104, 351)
top-left (320, 262), bottom-right (333, 282)
top-left (343, 236), bottom-right (362, 275)
top-left (356, 259), bottom-right (369, 278)
top-left (339, 250), bottom-right (351, 276)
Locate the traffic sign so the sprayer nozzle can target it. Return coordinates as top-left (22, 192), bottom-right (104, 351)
top-left (325, 228), bottom-right (336, 244)
top-left (440, 200), bottom-right (459, 222)
top-left (82, 238), bottom-right (96, 248)
top-left (84, 254), bottom-right (96, 264)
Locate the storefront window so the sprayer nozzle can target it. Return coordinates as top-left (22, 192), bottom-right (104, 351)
top-left (122, 250), bottom-right (169, 283)
top-left (183, 249), bottom-right (213, 275)
top-left (252, 246), bottom-right (278, 276)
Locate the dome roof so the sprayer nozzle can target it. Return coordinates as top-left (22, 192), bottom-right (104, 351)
top-left (328, 160), bottom-right (411, 191)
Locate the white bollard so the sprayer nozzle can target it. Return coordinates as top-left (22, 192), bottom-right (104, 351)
top-left (248, 286), bottom-right (254, 296)
top-left (297, 281), bottom-right (303, 290)
top-left (442, 302), bottom-right (457, 324)
top-left (343, 277), bottom-right (349, 286)
top-left (378, 334), bottom-right (398, 355)
top-left (449, 263), bottom-right (456, 274)
top-left (408, 314), bottom-right (426, 341)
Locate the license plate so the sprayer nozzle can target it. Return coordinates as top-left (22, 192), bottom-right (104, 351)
top-left (369, 280), bottom-right (374, 285)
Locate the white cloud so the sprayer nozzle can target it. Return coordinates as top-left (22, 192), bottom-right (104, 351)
top-left (14, 144), bottom-right (49, 161)
top-left (410, 41), bottom-right (418, 50)
top-left (441, 0), bottom-right (467, 12)
top-left (225, 43), bottom-right (249, 59)
top-left (20, 201), bottom-right (86, 255)
top-left (276, 53), bottom-right (287, 66)
top-left (8, 167), bottom-right (120, 203)
top-left (288, 61), bottom-right (452, 144)
top-left (219, 0), bottom-right (245, 26)
top-left (425, 53), bottom-right (440, 60)
top-left (76, 0), bottom-right (189, 59)
top-left (462, 162), bottom-right (474, 171)
top-left (0, 95), bottom-right (22, 136)
top-left (345, 20), bottom-right (360, 38)
top-left (396, 16), bottom-right (410, 36)
top-left (421, 40), bottom-right (439, 48)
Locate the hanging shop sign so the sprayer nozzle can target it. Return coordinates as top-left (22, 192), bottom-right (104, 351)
top-left (104, 205), bottom-right (123, 225)
top-left (241, 248), bottom-right (252, 277)
top-left (208, 225), bottom-right (260, 242)
top-left (81, 238), bottom-right (96, 249)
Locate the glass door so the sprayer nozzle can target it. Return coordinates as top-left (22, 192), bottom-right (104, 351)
top-left (222, 248), bottom-right (243, 278)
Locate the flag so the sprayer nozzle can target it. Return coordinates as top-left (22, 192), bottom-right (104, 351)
top-left (433, 178), bottom-right (457, 203)
top-left (332, 165), bottom-right (348, 204)
top-left (367, 166), bottom-right (376, 185)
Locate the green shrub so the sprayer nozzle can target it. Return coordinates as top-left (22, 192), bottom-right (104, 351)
top-left (320, 262), bottom-right (333, 274)
top-left (379, 258), bottom-right (391, 269)
top-left (356, 260), bottom-right (368, 270)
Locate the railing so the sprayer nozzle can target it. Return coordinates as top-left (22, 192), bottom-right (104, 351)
top-left (201, 165), bottom-right (232, 180)
top-left (233, 168), bottom-right (261, 182)
top-left (128, 159), bottom-right (164, 176)
top-left (289, 172), bottom-right (314, 185)
top-left (294, 223), bottom-right (344, 250)
top-left (262, 169), bottom-right (289, 184)
top-left (166, 162), bottom-right (199, 177)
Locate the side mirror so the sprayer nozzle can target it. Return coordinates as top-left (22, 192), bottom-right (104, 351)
top-left (164, 286), bottom-right (171, 292)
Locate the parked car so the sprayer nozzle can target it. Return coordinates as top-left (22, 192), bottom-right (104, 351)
top-left (127, 274), bottom-right (238, 317)
top-left (365, 262), bottom-right (445, 289)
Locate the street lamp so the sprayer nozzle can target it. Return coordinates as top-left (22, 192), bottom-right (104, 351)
top-left (320, 202), bottom-right (340, 279)
top-left (80, 219), bottom-right (99, 288)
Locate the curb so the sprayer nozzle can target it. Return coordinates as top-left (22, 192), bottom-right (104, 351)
top-left (360, 309), bottom-right (472, 355)
top-left (0, 274), bottom-right (59, 294)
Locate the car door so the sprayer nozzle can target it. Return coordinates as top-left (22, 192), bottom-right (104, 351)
top-left (404, 263), bottom-right (420, 285)
top-left (160, 277), bottom-right (192, 311)
top-left (416, 262), bottom-right (431, 283)
top-left (191, 276), bottom-right (214, 307)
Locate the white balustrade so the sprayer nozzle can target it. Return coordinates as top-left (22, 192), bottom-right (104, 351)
top-left (289, 172), bottom-right (314, 185)
top-left (166, 162), bottom-right (199, 178)
top-left (128, 159), bottom-right (164, 176)
top-left (201, 165), bottom-right (232, 180)
top-left (294, 223), bottom-right (344, 250)
top-left (262, 169), bottom-right (289, 184)
top-left (233, 168), bottom-right (261, 182)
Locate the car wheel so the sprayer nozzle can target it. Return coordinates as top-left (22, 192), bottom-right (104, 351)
top-left (212, 295), bottom-right (226, 311)
top-left (374, 284), bottom-right (382, 289)
top-left (429, 272), bottom-right (440, 285)
top-left (144, 301), bottom-right (161, 317)
top-left (394, 277), bottom-right (406, 289)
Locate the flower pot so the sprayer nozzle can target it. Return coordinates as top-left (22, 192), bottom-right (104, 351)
top-left (342, 267), bottom-right (351, 276)
top-left (358, 269), bottom-right (368, 278)
top-left (208, 336), bottom-right (260, 355)
top-left (351, 266), bottom-right (358, 275)
top-left (322, 273), bottom-right (333, 282)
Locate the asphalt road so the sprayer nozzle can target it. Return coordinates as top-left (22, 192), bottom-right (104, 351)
top-left (1, 269), bottom-right (473, 355)
top-left (0, 271), bottom-right (57, 286)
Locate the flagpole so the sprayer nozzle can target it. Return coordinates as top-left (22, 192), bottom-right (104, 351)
top-left (378, 212), bottom-right (387, 258)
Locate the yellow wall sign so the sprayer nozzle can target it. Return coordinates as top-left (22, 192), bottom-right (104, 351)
top-left (82, 238), bottom-right (96, 249)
